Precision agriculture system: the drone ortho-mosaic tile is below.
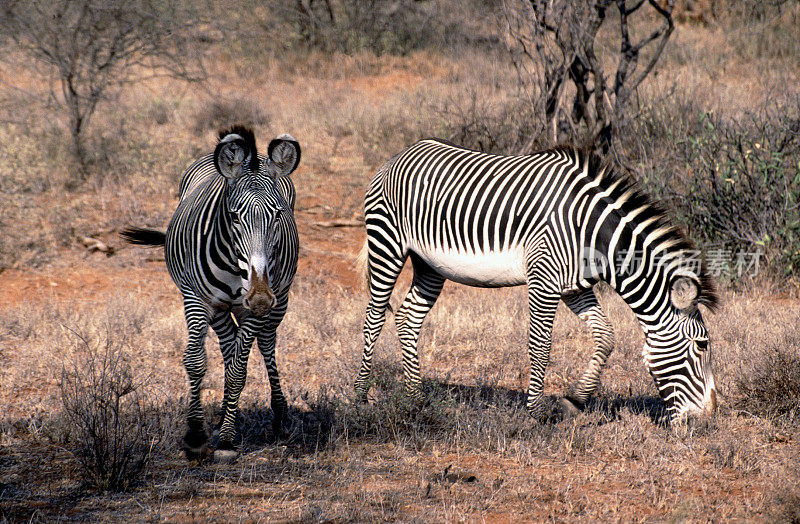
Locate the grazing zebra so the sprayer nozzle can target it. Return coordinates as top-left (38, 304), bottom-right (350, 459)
top-left (122, 126), bottom-right (300, 460)
top-left (355, 139), bottom-right (718, 423)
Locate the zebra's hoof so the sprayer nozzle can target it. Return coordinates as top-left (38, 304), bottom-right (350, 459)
top-left (274, 415), bottom-right (300, 442)
top-left (354, 387), bottom-right (370, 404)
top-left (527, 407), bottom-right (552, 425)
top-left (271, 417), bottom-right (286, 441)
top-left (211, 441), bottom-right (239, 464)
top-left (272, 415), bottom-right (296, 441)
top-left (183, 422), bottom-right (209, 461)
top-left (184, 444), bottom-right (211, 462)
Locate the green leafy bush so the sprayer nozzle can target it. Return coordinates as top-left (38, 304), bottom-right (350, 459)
top-left (635, 99), bottom-right (800, 280)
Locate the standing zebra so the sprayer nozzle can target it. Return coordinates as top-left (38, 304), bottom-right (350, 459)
top-left (122, 126), bottom-right (300, 460)
top-left (355, 139), bottom-right (718, 423)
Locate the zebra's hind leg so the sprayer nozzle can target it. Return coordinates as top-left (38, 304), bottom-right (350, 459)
top-left (395, 256), bottom-right (446, 400)
top-left (355, 238), bottom-right (406, 401)
top-left (181, 297), bottom-right (212, 461)
top-left (256, 294), bottom-right (290, 439)
top-left (561, 288), bottom-right (614, 416)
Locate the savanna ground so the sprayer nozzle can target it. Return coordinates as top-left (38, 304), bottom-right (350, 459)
top-left (1, 1), bottom-right (799, 521)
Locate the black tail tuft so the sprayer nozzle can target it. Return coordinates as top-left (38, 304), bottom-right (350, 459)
top-left (119, 226), bottom-right (166, 247)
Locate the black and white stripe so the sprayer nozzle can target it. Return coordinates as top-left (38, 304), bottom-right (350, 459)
top-left (355, 139), bottom-right (718, 422)
top-left (122, 126), bottom-right (301, 457)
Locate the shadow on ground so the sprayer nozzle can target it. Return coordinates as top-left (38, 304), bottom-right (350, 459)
top-left (229, 371), bottom-right (668, 455)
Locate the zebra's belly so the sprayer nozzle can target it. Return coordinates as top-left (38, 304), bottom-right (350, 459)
top-left (412, 245), bottom-right (527, 287)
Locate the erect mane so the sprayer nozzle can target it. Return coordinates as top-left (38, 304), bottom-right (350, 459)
top-left (217, 125), bottom-right (260, 173)
top-left (564, 146), bottom-right (720, 312)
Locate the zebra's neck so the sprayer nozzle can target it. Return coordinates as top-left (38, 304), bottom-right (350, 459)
top-left (575, 179), bottom-right (696, 324)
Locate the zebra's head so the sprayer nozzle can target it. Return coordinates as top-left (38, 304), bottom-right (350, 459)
top-left (643, 274), bottom-right (718, 423)
top-left (214, 126), bottom-right (300, 316)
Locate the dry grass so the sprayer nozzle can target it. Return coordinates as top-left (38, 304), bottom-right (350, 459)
top-left (1, 4), bottom-right (799, 521)
top-left (1, 275), bottom-right (798, 520)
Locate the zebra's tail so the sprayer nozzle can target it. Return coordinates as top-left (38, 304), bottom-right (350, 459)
top-left (354, 238), bottom-right (393, 315)
top-left (119, 226), bottom-right (166, 247)
top-left (355, 238), bottom-right (370, 288)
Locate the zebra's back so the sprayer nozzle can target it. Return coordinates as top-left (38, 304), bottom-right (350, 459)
top-left (370, 139), bottom-right (584, 287)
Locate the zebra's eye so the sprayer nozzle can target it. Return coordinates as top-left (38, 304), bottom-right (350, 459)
top-left (694, 338), bottom-right (709, 351)
top-left (231, 213), bottom-right (241, 225)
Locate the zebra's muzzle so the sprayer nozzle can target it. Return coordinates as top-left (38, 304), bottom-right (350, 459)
top-left (243, 265), bottom-right (275, 316)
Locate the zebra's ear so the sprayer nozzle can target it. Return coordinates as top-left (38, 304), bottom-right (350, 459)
top-left (670, 275), bottom-right (700, 312)
top-left (214, 133), bottom-right (254, 180)
top-left (267, 134), bottom-right (301, 178)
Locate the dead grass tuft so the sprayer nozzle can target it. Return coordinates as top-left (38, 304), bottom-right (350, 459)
top-left (733, 342), bottom-right (800, 418)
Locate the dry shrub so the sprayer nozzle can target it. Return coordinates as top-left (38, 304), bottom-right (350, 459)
top-left (717, 0), bottom-right (800, 61)
top-left (0, 0), bottom-right (206, 180)
top-left (265, 0), bottom-right (491, 56)
top-left (59, 324), bottom-right (165, 492)
top-left (192, 95), bottom-right (270, 135)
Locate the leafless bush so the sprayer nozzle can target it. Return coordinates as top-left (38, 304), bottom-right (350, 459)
top-left (435, 90), bottom-right (549, 154)
top-left (501, 0), bottom-right (675, 152)
top-left (192, 95), bottom-right (271, 135)
top-left (59, 326), bottom-right (164, 492)
top-left (0, 0), bottom-right (207, 181)
top-left (725, 2), bottom-right (800, 61)
top-left (266, 0), bottom-right (463, 55)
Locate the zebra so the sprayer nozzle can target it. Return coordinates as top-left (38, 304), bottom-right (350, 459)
top-left (355, 139), bottom-right (719, 423)
top-left (122, 126), bottom-right (300, 460)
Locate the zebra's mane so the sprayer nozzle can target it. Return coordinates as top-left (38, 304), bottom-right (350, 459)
top-left (218, 125), bottom-right (260, 173)
top-left (569, 146), bottom-right (719, 312)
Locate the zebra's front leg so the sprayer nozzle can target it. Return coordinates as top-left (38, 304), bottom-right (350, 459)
top-left (561, 288), bottom-right (614, 414)
top-left (210, 311), bottom-right (239, 437)
top-left (215, 315), bottom-right (266, 460)
top-left (256, 295), bottom-right (289, 439)
top-left (181, 297), bottom-right (212, 460)
top-left (524, 276), bottom-right (561, 422)
top-left (395, 261), bottom-right (445, 400)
